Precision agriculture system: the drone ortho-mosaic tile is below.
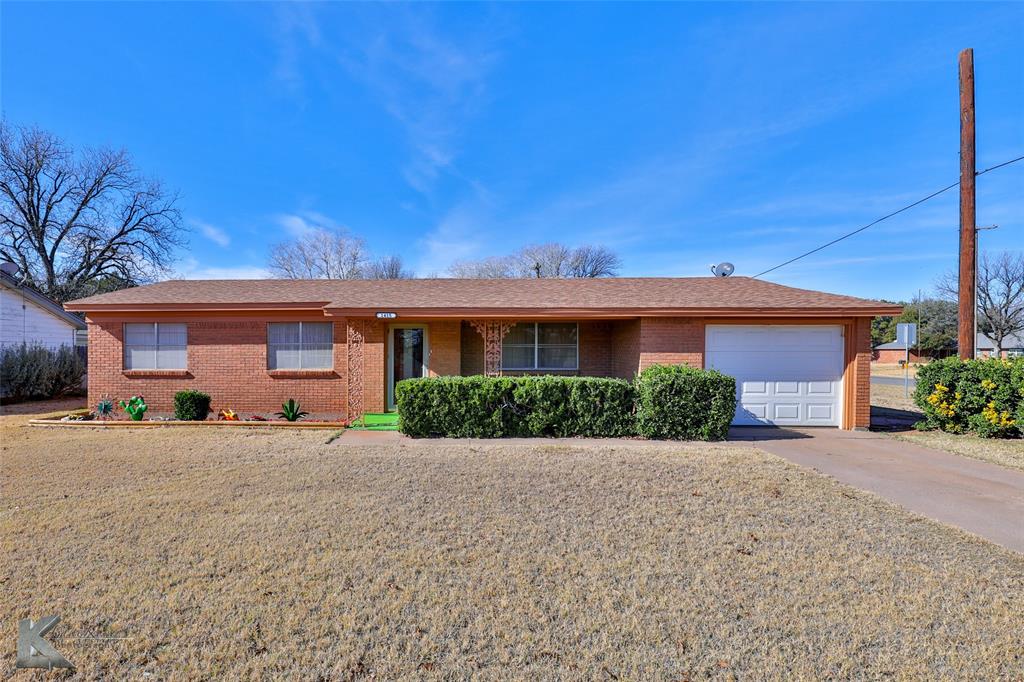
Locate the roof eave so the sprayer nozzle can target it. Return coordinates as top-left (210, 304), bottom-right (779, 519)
top-left (63, 301), bottom-right (331, 313)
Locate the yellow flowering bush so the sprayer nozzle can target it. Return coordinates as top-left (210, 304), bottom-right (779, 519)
top-left (925, 384), bottom-right (959, 418)
top-left (914, 357), bottom-right (1022, 438)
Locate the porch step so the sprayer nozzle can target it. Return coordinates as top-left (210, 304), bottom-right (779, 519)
top-left (348, 413), bottom-right (400, 431)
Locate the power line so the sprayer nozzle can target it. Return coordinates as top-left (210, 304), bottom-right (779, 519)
top-left (751, 154), bottom-right (1024, 279)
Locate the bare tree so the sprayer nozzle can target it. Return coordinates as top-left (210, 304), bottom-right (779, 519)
top-left (936, 250), bottom-right (1024, 354)
top-left (448, 255), bottom-right (517, 279)
top-left (567, 244), bottom-right (622, 278)
top-left (449, 242), bottom-right (621, 279)
top-left (0, 123), bottom-right (183, 302)
top-left (268, 229), bottom-right (368, 279)
top-left (366, 255), bottom-right (413, 280)
top-left (516, 243), bottom-right (574, 277)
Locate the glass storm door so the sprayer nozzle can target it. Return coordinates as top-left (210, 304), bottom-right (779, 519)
top-left (387, 326), bottom-right (426, 410)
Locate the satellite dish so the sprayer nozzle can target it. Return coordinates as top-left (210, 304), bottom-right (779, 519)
top-left (0, 262), bottom-right (20, 276)
top-left (711, 262), bottom-right (735, 278)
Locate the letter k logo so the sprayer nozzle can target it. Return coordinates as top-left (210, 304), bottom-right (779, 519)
top-left (16, 615), bottom-right (74, 669)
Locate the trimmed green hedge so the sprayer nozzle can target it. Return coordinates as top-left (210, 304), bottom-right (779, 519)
top-left (395, 366), bottom-right (736, 441)
top-left (914, 357), bottom-right (1023, 438)
top-left (173, 390), bottom-right (212, 421)
top-left (635, 364), bottom-right (736, 441)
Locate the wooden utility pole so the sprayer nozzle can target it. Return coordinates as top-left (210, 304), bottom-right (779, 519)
top-left (958, 48), bottom-right (976, 359)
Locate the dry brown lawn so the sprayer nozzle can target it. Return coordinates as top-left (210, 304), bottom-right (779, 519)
top-left (871, 362), bottom-right (920, 379)
top-left (871, 383), bottom-right (1024, 472)
top-left (2, 405), bottom-right (1023, 679)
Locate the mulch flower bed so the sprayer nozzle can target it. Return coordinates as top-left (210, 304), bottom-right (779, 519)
top-left (30, 410), bottom-right (347, 429)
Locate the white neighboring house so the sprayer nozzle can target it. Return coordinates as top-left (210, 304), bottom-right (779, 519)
top-left (0, 267), bottom-right (86, 350)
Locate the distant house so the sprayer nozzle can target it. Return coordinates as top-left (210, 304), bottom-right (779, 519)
top-left (873, 341), bottom-right (930, 364)
top-left (977, 333), bottom-right (1024, 359)
top-left (0, 266), bottom-right (86, 350)
top-left (874, 332), bottom-right (1023, 362)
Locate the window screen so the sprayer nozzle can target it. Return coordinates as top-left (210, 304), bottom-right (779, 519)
top-left (124, 323), bottom-right (187, 369)
top-left (501, 323), bottom-right (578, 370)
top-left (268, 322), bottom-right (333, 369)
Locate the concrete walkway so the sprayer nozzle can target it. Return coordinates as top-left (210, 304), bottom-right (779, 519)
top-left (733, 427), bottom-right (1024, 553)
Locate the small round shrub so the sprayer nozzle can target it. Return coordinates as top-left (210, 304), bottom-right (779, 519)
top-left (173, 390), bottom-right (211, 421)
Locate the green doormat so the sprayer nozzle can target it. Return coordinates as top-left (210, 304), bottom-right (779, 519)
top-left (348, 413), bottom-right (400, 431)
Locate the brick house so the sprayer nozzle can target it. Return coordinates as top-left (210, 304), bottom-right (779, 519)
top-left (873, 342), bottom-right (931, 364)
top-left (64, 277), bottom-right (901, 430)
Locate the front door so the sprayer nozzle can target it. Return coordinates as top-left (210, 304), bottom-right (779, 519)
top-left (387, 326), bottom-right (427, 410)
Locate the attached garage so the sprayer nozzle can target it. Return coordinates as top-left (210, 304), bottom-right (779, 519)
top-left (705, 325), bottom-right (845, 427)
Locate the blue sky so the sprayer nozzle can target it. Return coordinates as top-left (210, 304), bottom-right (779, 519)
top-left (2, 2), bottom-right (1021, 301)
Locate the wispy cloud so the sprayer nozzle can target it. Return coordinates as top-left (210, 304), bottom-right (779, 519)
top-left (414, 201), bottom-right (493, 275)
top-left (173, 257), bottom-right (270, 280)
top-left (271, 5), bottom-right (505, 196)
top-left (192, 219), bottom-right (231, 248)
top-left (275, 210), bottom-right (345, 238)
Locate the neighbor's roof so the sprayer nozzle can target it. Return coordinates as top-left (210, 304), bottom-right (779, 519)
top-left (64, 277), bottom-right (902, 318)
top-left (875, 340), bottom-right (912, 350)
top-left (977, 332), bottom-right (1024, 350)
top-left (0, 270), bottom-right (86, 329)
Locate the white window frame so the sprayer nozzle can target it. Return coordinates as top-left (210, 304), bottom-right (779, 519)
top-left (123, 322), bottom-right (187, 370)
top-left (501, 322), bottom-right (579, 371)
top-left (267, 321), bottom-right (334, 370)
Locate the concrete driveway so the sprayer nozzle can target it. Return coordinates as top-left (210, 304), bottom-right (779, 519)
top-left (733, 427), bottom-right (1024, 553)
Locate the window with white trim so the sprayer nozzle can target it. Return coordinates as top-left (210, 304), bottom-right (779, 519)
top-left (267, 322), bottom-right (333, 370)
top-left (501, 322), bottom-right (578, 370)
top-left (124, 323), bottom-right (187, 370)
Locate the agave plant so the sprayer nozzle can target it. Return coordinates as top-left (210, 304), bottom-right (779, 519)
top-left (96, 397), bottom-right (115, 420)
top-left (118, 396), bottom-right (148, 421)
top-left (277, 399), bottom-right (308, 422)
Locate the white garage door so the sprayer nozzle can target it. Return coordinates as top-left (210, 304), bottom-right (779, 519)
top-left (705, 325), bottom-right (844, 427)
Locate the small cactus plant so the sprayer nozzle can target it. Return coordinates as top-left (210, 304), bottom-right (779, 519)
top-left (119, 396), bottom-right (148, 421)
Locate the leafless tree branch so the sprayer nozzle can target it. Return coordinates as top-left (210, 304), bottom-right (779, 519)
top-left (448, 243), bottom-right (621, 279)
top-left (935, 250), bottom-right (1024, 353)
top-left (0, 123), bottom-right (183, 302)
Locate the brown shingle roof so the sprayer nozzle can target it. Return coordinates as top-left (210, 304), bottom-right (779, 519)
top-left (64, 277), bottom-right (901, 317)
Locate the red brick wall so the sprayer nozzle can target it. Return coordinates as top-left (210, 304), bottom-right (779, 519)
top-left (854, 317), bottom-right (872, 429)
top-left (362, 320), bottom-right (385, 413)
top-left (86, 313), bottom-right (876, 429)
top-left (87, 313), bottom-right (347, 418)
top-left (610, 319), bottom-right (640, 378)
top-left (874, 349), bottom-right (916, 363)
top-left (578, 321), bottom-right (612, 376)
top-left (460, 322), bottom-right (484, 375)
top-left (427, 320), bottom-right (461, 377)
top-left (637, 317), bottom-right (704, 371)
